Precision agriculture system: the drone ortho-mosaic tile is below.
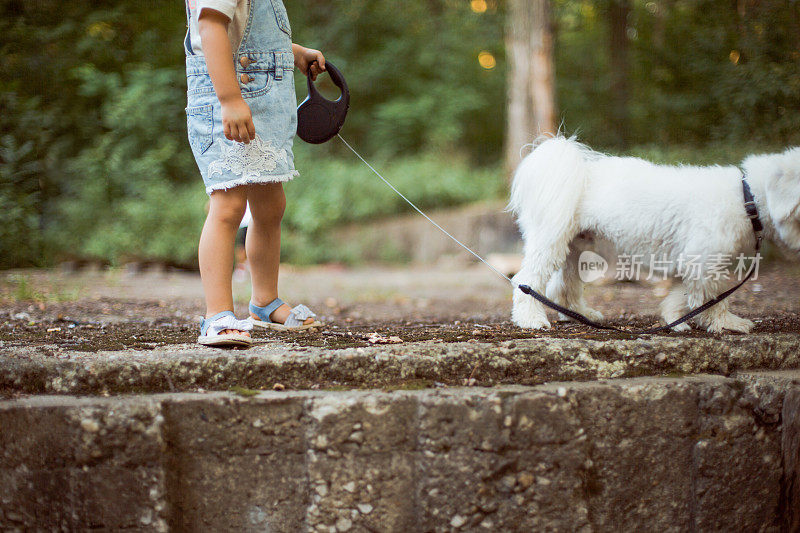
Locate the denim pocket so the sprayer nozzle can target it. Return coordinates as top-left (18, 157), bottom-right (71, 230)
top-left (269, 0), bottom-right (292, 37)
top-left (186, 104), bottom-right (214, 154)
top-left (241, 70), bottom-right (275, 99)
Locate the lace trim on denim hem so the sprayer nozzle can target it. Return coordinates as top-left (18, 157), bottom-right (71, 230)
top-left (207, 134), bottom-right (293, 181)
top-left (205, 171), bottom-right (298, 195)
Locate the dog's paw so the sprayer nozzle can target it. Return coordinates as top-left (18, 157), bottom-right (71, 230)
top-left (557, 307), bottom-right (603, 323)
top-left (579, 307), bottom-right (604, 321)
top-left (706, 314), bottom-right (754, 334)
top-left (512, 315), bottom-right (551, 330)
top-left (669, 322), bottom-right (692, 333)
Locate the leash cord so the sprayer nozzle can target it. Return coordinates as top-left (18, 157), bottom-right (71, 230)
top-left (337, 134), bottom-right (515, 286)
top-left (337, 133), bottom-right (760, 335)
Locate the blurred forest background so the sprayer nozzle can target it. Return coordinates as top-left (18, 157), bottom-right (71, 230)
top-left (1, 0), bottom-right (799, 269)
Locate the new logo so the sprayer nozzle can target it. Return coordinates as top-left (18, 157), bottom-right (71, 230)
top-left (578, 251), bottom-right (608, 283)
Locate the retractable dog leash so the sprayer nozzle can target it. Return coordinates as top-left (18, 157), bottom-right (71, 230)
top-left (296, 61), bottom-right (350, 144)
top-left (297, 64), bottom-right (763, 335)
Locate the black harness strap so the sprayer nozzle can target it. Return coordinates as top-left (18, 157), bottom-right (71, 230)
top-left (517, 175), bottom-right (763, 335)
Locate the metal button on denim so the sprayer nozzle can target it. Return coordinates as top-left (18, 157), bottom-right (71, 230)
top-left (239, 56), bottom-right (250, 67)
top-left (240, 73), bottom-right (252, 83)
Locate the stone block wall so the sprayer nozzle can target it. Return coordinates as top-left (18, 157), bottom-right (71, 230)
top-left (1, 374), bottom-right (798, 531)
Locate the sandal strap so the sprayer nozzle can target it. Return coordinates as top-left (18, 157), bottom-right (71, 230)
top-left (284, 304), bottom-right (317, 327)
top-left (200, 311), bottom-right (253, 336)
top-left (249, 298), bottom-right (285, 323)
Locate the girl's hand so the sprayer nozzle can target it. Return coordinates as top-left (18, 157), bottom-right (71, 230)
top-left (292, 44), bottom-right (326, 80)
top-left (221, 97), bottom-right (256, 144)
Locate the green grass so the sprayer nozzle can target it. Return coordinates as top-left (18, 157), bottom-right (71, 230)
top-left (0, 273), bottom-right (82, 303)
top-left (7, 274), bottom-right (41, 301)
top-left (229, 385), bottom-right (261, 397)
top-left (381, 379), bottom-right (435, 391)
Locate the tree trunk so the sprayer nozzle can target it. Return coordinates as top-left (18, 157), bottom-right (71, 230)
top-left (505, 0), bottom-right (557, 176)
top-left (608, 0), bottom-right (631, 146)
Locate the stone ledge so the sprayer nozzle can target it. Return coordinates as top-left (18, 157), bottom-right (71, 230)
top-left (1, 372), bottom-right (799, 531)
top-left (2, 333), bottom-right (800, 395)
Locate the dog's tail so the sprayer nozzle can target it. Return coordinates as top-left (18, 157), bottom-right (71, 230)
top-left (508, 135), bottom-right (590, 243)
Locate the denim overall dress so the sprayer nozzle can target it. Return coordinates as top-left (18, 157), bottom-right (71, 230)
top-left (184, 0), bottom-right (298, 195)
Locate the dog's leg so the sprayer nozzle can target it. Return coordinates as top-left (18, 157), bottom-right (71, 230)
top-left (512, 239), bottom-right (572, 330)
top-left (545, 268), bottom-right (570, 322)
top-left (547, 243), bottom-right (604, 322)
top-left (512, 273), bottom-right (551, 330)
top-left (683, 277), bottom-right (754, 333)
top-left (659, 284), bottom-right (691, 332)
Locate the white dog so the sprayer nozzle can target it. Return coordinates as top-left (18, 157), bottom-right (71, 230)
top-left (509, 136), bottom-right (800, 333)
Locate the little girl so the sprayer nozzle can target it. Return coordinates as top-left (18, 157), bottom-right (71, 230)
top-left (185, 0), bottom-right (325, 347)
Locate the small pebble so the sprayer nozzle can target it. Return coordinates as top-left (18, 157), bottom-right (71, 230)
top-left (450, 515), bottom-right (467, 528)
top-left (81, 419), bottom-right (99, 433)
top-left (517, 472), bottom-right (535, 489)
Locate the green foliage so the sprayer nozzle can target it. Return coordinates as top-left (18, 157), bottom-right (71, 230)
top-left (1, 0), bottom-right (189, 266)
top-left (0, 132), bottom-right (42, 267)
top-left (52, 65), bottom-right (205, 265)
top-left (287, 146), bottom-right (503, 233)
top-left (286, 0), bottom-right (507, 162)
top-left (281, 146), bottom-right (504, 263)
top-left (624, 142), bottom-right (784, 167)
top-left (2, 0), bottom-right (799, 268)
top-left (554, 0), bottom-right (800, 147)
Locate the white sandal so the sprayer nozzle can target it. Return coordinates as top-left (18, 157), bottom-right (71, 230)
top-left (247, 298), bottom-right (322, 330)
top-left (197, 311), bottom-right (254, 347)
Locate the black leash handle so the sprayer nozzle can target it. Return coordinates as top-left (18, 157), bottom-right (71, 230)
top-left (297, 60), bottom-right (350, 144)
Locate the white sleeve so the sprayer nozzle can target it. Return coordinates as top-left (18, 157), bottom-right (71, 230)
top-left (198, 0), bottom-right (239, 20)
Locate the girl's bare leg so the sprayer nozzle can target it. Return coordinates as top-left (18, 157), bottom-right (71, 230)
top-left (198, 187), bottom-right (251, 336)
top-left (246, 183), bottom-right (313, 325)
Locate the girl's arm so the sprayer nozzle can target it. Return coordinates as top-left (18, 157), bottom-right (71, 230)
top-left (292, 43), bottom-right (326, 81)
top-left (198, 9), bottom-right (255, 144)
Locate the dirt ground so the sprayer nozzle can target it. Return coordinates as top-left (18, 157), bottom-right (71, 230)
top-left (1, 261), bottom-right (799, 354)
